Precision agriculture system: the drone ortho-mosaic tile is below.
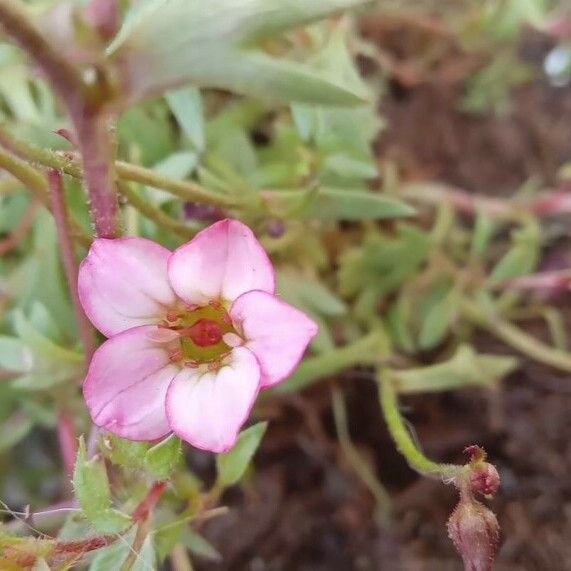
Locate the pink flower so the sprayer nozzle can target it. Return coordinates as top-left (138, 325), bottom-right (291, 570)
top-left (78, 219), bottom-right (317, 452)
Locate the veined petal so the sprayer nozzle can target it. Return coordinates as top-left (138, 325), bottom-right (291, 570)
top-left (78, 237), bottom-right (176, 337)
top-left (83, 326), bottom-right (178, 441)
top-left (168, 219), bottom-right (275, 305)
top-left (165, 347), bottom-right (260, 452)
top-left (230, 290), bottom-right (318, 387)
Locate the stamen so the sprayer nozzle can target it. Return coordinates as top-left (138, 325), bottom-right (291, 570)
top-left (208, 299), bottom-right (222, 309)
top-left (168, 347), bottom-right (183, 363)
top-left (185, 360), bottom-right (199, 368)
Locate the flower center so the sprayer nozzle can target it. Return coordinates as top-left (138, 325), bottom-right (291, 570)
top-left (163, 302), bottom-right (238, 367)
top-left (181, 318), bottom-right (223, 347)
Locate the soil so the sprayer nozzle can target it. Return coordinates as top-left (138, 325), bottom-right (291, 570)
top-left (188, 17), bottom-right (571, 571)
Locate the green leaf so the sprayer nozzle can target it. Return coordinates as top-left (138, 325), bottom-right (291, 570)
top-left (489, 223), bottom-right (540, 283)
top-left (103, 434), bottom-right (150, 469)
top-left (144, 434), bottom-right (182, 479)
top-left (0, 336), bottom-right (33, 372)
top-left (0, 412), bottom-right (33, 452)
top-left (73, 437), bottom-right (132, 534)
top-left (263, 187), bottom-right (414, 220)
top-left (393, 345), bottom-right (519, 394)
top-left (184, 530), bottom-right (222, 562)
top-left (13, 309), bottom-right (83, 365)
top-left (471, 208), bottom-right (496, 259)
top-left (418, 286), bottom-right (458, 351)
top-left (109, 0), bottom-right (369, 106)
top-left (131, 533), bottom-right (156, 571)
top-left (216, 422), bottom-right (267, 487)
top-left (89, 528), bottom-right (136, 570)
top-left (166, 87), bottom-right (205, 151)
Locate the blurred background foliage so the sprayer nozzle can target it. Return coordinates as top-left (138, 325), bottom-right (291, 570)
top-left (0, 0), bottom-right (570, 568)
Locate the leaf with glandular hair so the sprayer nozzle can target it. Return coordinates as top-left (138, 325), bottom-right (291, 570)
top-left (108, 0), bottom-right (370, 106)
top-left (393, 345), bottom-right (519, 394)
top-left (73, 437), bottom-right (132, 534)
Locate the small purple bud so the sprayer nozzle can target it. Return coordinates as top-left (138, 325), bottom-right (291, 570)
top-left (266, 219), bottom-right (285, 238)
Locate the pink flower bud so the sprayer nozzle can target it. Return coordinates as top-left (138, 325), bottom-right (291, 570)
top-left (470, 463), bottom-right (500, 497)
top-left (447, 498), bottom-right (500, 571)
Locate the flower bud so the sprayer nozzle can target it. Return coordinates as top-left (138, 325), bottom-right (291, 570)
top-left (470, 462), bottom-right (500, 497)
top-left (447, 498), bottom-right (500, 571)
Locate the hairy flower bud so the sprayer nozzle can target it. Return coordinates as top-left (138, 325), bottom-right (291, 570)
top-left (447, 498), bottom-right (500, 571)
top-left (470, 462), bottom-right (500, 497)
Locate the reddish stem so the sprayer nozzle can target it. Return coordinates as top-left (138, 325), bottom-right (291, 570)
top-left (48, 169), bottom-right (96, 361)
top-left (57, 410), bottom-right (78, 478)
top-left (131, 480), bottom-right (168, 522)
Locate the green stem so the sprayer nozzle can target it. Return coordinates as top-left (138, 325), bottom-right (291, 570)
top-left (377, 368), bottom-right (459, 477)
top-left (0, 146), bottom-right (90, 246)
top-left (462, 299), bottom-right (571, 373)
top-left (332, 387), bottom-right (391, 523)
top-left (0, 124), bottom-right (235, 208)
top-left (118, 182), bottom-right (200, 239)
top-left (275, 330), bottom-right (385, 393)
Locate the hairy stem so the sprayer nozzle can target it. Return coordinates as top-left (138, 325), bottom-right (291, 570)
top-left (378, 369), bottom-right (459, 477)
top-left (48, 169), bottom-right (96, 360)
top-left (118, 181), bottom-right (200, 238)
top-left (0, 124), bottom-right (235, 207)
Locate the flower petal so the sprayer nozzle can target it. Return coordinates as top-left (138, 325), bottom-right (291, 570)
top-left (230, 290), bottom-right (318, 388)
top-left (168, 219), bottom-right (275, 305)
top-left (78, 237), bottom-right (176, 336)
top-left (83, 326), bottom-right (178, 440)
top-left (165, 347), bottom-right (260, 452)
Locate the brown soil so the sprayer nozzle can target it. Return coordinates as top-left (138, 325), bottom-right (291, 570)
top-left (189, 19), bottom-right (571, 571)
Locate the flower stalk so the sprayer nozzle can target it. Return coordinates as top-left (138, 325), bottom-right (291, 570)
top-left (377, 368), bottom-right (460, 478)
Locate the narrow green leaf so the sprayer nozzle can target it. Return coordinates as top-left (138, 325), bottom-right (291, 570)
top-left (0, 336), bottom-right (33, 372)
top-left (184, 530), bottom-right (222, 562)
top-left (394, 345), bottom-right (519, 394)
top-left (73, 437), bottom-right (132, 534)
top-left (166, 87), bottom-right (205, 151)
top-left (109, 0), bottom-right (368, 106)
top-left (264, 187), bottom-right (415, 220)
top-left (0, 412), bottom-right (33, 452)
top-left (216, 422), bottom-right (267, 487)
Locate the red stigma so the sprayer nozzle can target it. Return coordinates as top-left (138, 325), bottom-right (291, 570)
top-left (184, 318), bottom-right (223, 347)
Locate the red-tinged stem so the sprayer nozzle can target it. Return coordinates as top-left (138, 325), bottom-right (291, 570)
top-left (132, 480), bottom-right (168, 522)
top-left (401, 182), bottom-right (571, 219)
top-left (0, 0), bottom-right (120, 239)
top-left (53, 534), bottom-right (117, 555)
top-left (56, 410), bottom-right (78, 478)
top-left (71, 111), bottom-right (119, 238)
top-left (494, 269), bottom-right (571, 291)
top-left (48, 169), bottom-right (96, 361)
top-left (0, 199), bottom-right (38, 255)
